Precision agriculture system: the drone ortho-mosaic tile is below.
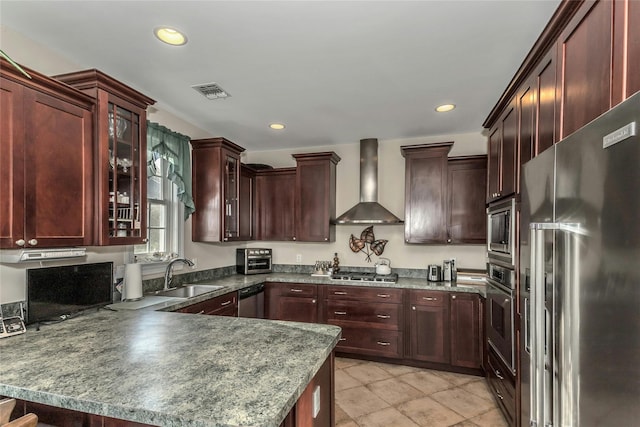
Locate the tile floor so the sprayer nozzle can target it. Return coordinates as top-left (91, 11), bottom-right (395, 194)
top-left (334, 357), bottom-right (508, 427)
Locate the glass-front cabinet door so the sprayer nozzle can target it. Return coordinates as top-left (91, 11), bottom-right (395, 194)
top-left (224, 152), bottom-right (239, 239)
top-left (108, 103), bottom-right (143, 241)
top-left (53, 69), bottom-right (155, 245)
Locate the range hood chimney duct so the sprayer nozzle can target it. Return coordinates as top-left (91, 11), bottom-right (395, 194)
top-left (335, 138), bottom-right (403, 224)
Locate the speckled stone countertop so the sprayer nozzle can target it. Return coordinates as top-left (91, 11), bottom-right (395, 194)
top-left (114, 273), bottom-right (486, 313)
top-left (0, 310), bottom-right (340, 427)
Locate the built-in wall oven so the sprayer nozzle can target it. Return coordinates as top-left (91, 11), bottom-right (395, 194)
top-left (487, 198), bottom-right (516, 267)
top-left (486, 262), bottom-right (516, 374)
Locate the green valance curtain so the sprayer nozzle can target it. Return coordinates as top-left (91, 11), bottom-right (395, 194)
top-left (146, 121), bottom-right (195, 220)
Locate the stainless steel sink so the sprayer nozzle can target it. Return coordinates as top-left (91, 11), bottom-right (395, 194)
top-left (152, 284), bottom-right (225, 298)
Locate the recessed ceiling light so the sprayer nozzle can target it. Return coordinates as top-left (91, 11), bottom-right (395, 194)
top-left (269, 123), bottom-right (285, 130)
top-left (435, 104), bottom-right (456, 112)
top-left (154, 27), bottom-right (188, 46)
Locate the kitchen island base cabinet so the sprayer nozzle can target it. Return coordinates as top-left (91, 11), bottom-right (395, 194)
top-left (8, 354), bottom-right (334, 427)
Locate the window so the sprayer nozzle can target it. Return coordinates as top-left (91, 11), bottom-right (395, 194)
top-left (133, 154), bottom-right (183, 267)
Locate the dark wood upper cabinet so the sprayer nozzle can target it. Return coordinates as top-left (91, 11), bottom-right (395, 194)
top-left (484, 0), bottom-right (639, 202)
top-left (190, 137), bottom-right (246, 242)
top-left (1, 61), bottom-right (95, 249)
top-left (292, 152), bottom-right (340, 243)
top-left (401, 143), bottom-right (486, 244)
top-left (255, 168), bottom-right (296, 241)
top-left (401, 142), bottom-right (452, 244)
top-left (558, 0), bottom-right (613, 139)
top-left (487, 99), bottom-right (517, 203)
top-left (447, 156), bottom-right (487, 244)
top-left (55, 69), bottom-right (155, 246)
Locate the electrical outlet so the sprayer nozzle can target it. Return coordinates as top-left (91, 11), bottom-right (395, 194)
top-left (191, 258), bottom-right (197, 269)
top-left (296, 254), bottom-right (302, 264)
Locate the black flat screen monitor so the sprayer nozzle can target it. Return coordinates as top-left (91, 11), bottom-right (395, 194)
top-left (26, 262), bottom-right (113, 324)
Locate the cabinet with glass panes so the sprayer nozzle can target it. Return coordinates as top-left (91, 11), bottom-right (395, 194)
top-left (55, 70), bottom-right (155, 245)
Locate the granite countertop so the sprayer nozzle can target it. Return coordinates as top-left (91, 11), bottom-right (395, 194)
top-left (0, 310), bottom-right (340, 427)
top-left (114, 272), bottom-right (486, 313)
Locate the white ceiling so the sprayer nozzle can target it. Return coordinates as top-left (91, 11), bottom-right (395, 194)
top-left (1, 0), bottom-right (561, 151)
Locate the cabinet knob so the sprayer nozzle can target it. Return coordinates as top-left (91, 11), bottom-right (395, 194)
top-left (15, 239), bottom-right (25, 247)
top-left (28, 239), bottom-right (38, 246)
top-left (292, 237), bottom-right (296, 241)
top-left (312, 299), bottom-right (317, 304)
top-left (447, 238), bottom-right (452, 243)
top-left (452, 295), bottom-right (456, 299)
top-left (142, 238), bottom-right (148, 243)
top-left (412, 306), bottom-right (416, 310)
top-left (324, 238), bottom-right (328, 241)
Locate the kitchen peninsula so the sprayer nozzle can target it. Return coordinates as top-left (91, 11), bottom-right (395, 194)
top-left (0, 310), bottom-right (340, 426)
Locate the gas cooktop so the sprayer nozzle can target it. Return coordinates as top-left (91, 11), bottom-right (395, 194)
top-left (330, 271), bottom-right (398, 283)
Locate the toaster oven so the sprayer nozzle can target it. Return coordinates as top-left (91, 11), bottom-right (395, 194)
top-left (236, 248), bottom-right (272, 275)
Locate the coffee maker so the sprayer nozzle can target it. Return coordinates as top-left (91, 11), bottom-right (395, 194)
top-left (442, 259), bottom-right (457, 282)
top-left (427, 264), bottom-right (442, 282)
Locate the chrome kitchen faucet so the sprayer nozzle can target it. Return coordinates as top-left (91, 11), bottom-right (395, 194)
top-left (163, 258), bottom-right (195, 290)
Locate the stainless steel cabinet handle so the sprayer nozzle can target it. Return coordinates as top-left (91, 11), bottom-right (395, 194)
top-left (376, 314), bottom-right (391, 319)
top-left (339, 338), bottom-right (347, 341)
top-left (334, 291), bottom-right (348, 295)
top-left (422, 297), bottom-right (437, 301)
top-left (495, 391), bottom-right (504, 400)
top-left (495, 369), bottom-right (504, 380)
top-left (377, 294), bottom-right (390, 298)
top-left (290, 288), bottom-right (303, 293)
top-left (15, 239), bottom-right (25, 246)
top-left (376, 341), bottom-right (391, 346)
top-left (334, 311), bottom-right (347, 315)
top-left (220, 300), bottom-right (232, 306)
top-left (197, 310), bottom-right (205, 314)
top-left (28, 239), bottom-right (38, 246)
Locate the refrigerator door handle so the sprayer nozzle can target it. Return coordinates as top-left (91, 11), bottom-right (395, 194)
top-left (530, 225), bottom-right (546, 427)
top-left (530, 222), bottom-right (583, 427)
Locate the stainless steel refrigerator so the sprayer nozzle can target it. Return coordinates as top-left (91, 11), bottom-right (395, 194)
top-left (520, 91), bottom-right (640, 427)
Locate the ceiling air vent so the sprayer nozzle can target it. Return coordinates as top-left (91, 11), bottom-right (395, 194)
top-left (191, 82), bottom-right (231, 100)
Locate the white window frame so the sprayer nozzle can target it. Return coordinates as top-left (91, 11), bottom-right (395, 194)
top-left (128, 157), bottom-right (184, 277)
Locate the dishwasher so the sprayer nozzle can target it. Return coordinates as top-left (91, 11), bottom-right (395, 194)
top-left (238, 283), bottom-right (265, 318)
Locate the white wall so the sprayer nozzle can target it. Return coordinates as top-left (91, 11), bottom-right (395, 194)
top-left (245, 133), bottom-right (488, 269)
top-left (0, 26), bottom-right (488, 304)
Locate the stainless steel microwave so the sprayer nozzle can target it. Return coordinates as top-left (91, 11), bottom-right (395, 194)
top-left (487, 198), bottom-right (516, 267)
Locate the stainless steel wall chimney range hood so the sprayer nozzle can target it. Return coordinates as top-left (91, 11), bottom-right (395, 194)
top-left (335, 138), bottom-right (403, 225)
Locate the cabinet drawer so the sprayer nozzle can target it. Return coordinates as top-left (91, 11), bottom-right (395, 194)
top-left (326, 286), bottom-right (402, 303)
top-left (278, 283), bottom-right (317, 298)
top-left (487, 347), bottom-right (515, 424)
top-left (333, 326), bottom-right (402, 358)
top-left (175, 293), bottom-right (238, 315)
top-left (410, 289), bottom-right (447, 306)
top-left (326, 301), bottom-right (402, 330)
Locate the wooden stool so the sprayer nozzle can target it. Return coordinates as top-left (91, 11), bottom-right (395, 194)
top-left (0, 399), bottom-right (38, 427)
top-left (2, 413), bottom-right (38, 427)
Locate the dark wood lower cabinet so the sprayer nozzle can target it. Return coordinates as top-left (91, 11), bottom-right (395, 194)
top-left (450, 292), bottom-right (482, 369)
top-left (486, 346), bottom-right (516, 426)
top-left (266, 282), bottom-right (319, 323)
top-left (174, 292), bottom-right (238, 316)
top-left (408, 291), bottom-right (450, 364)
